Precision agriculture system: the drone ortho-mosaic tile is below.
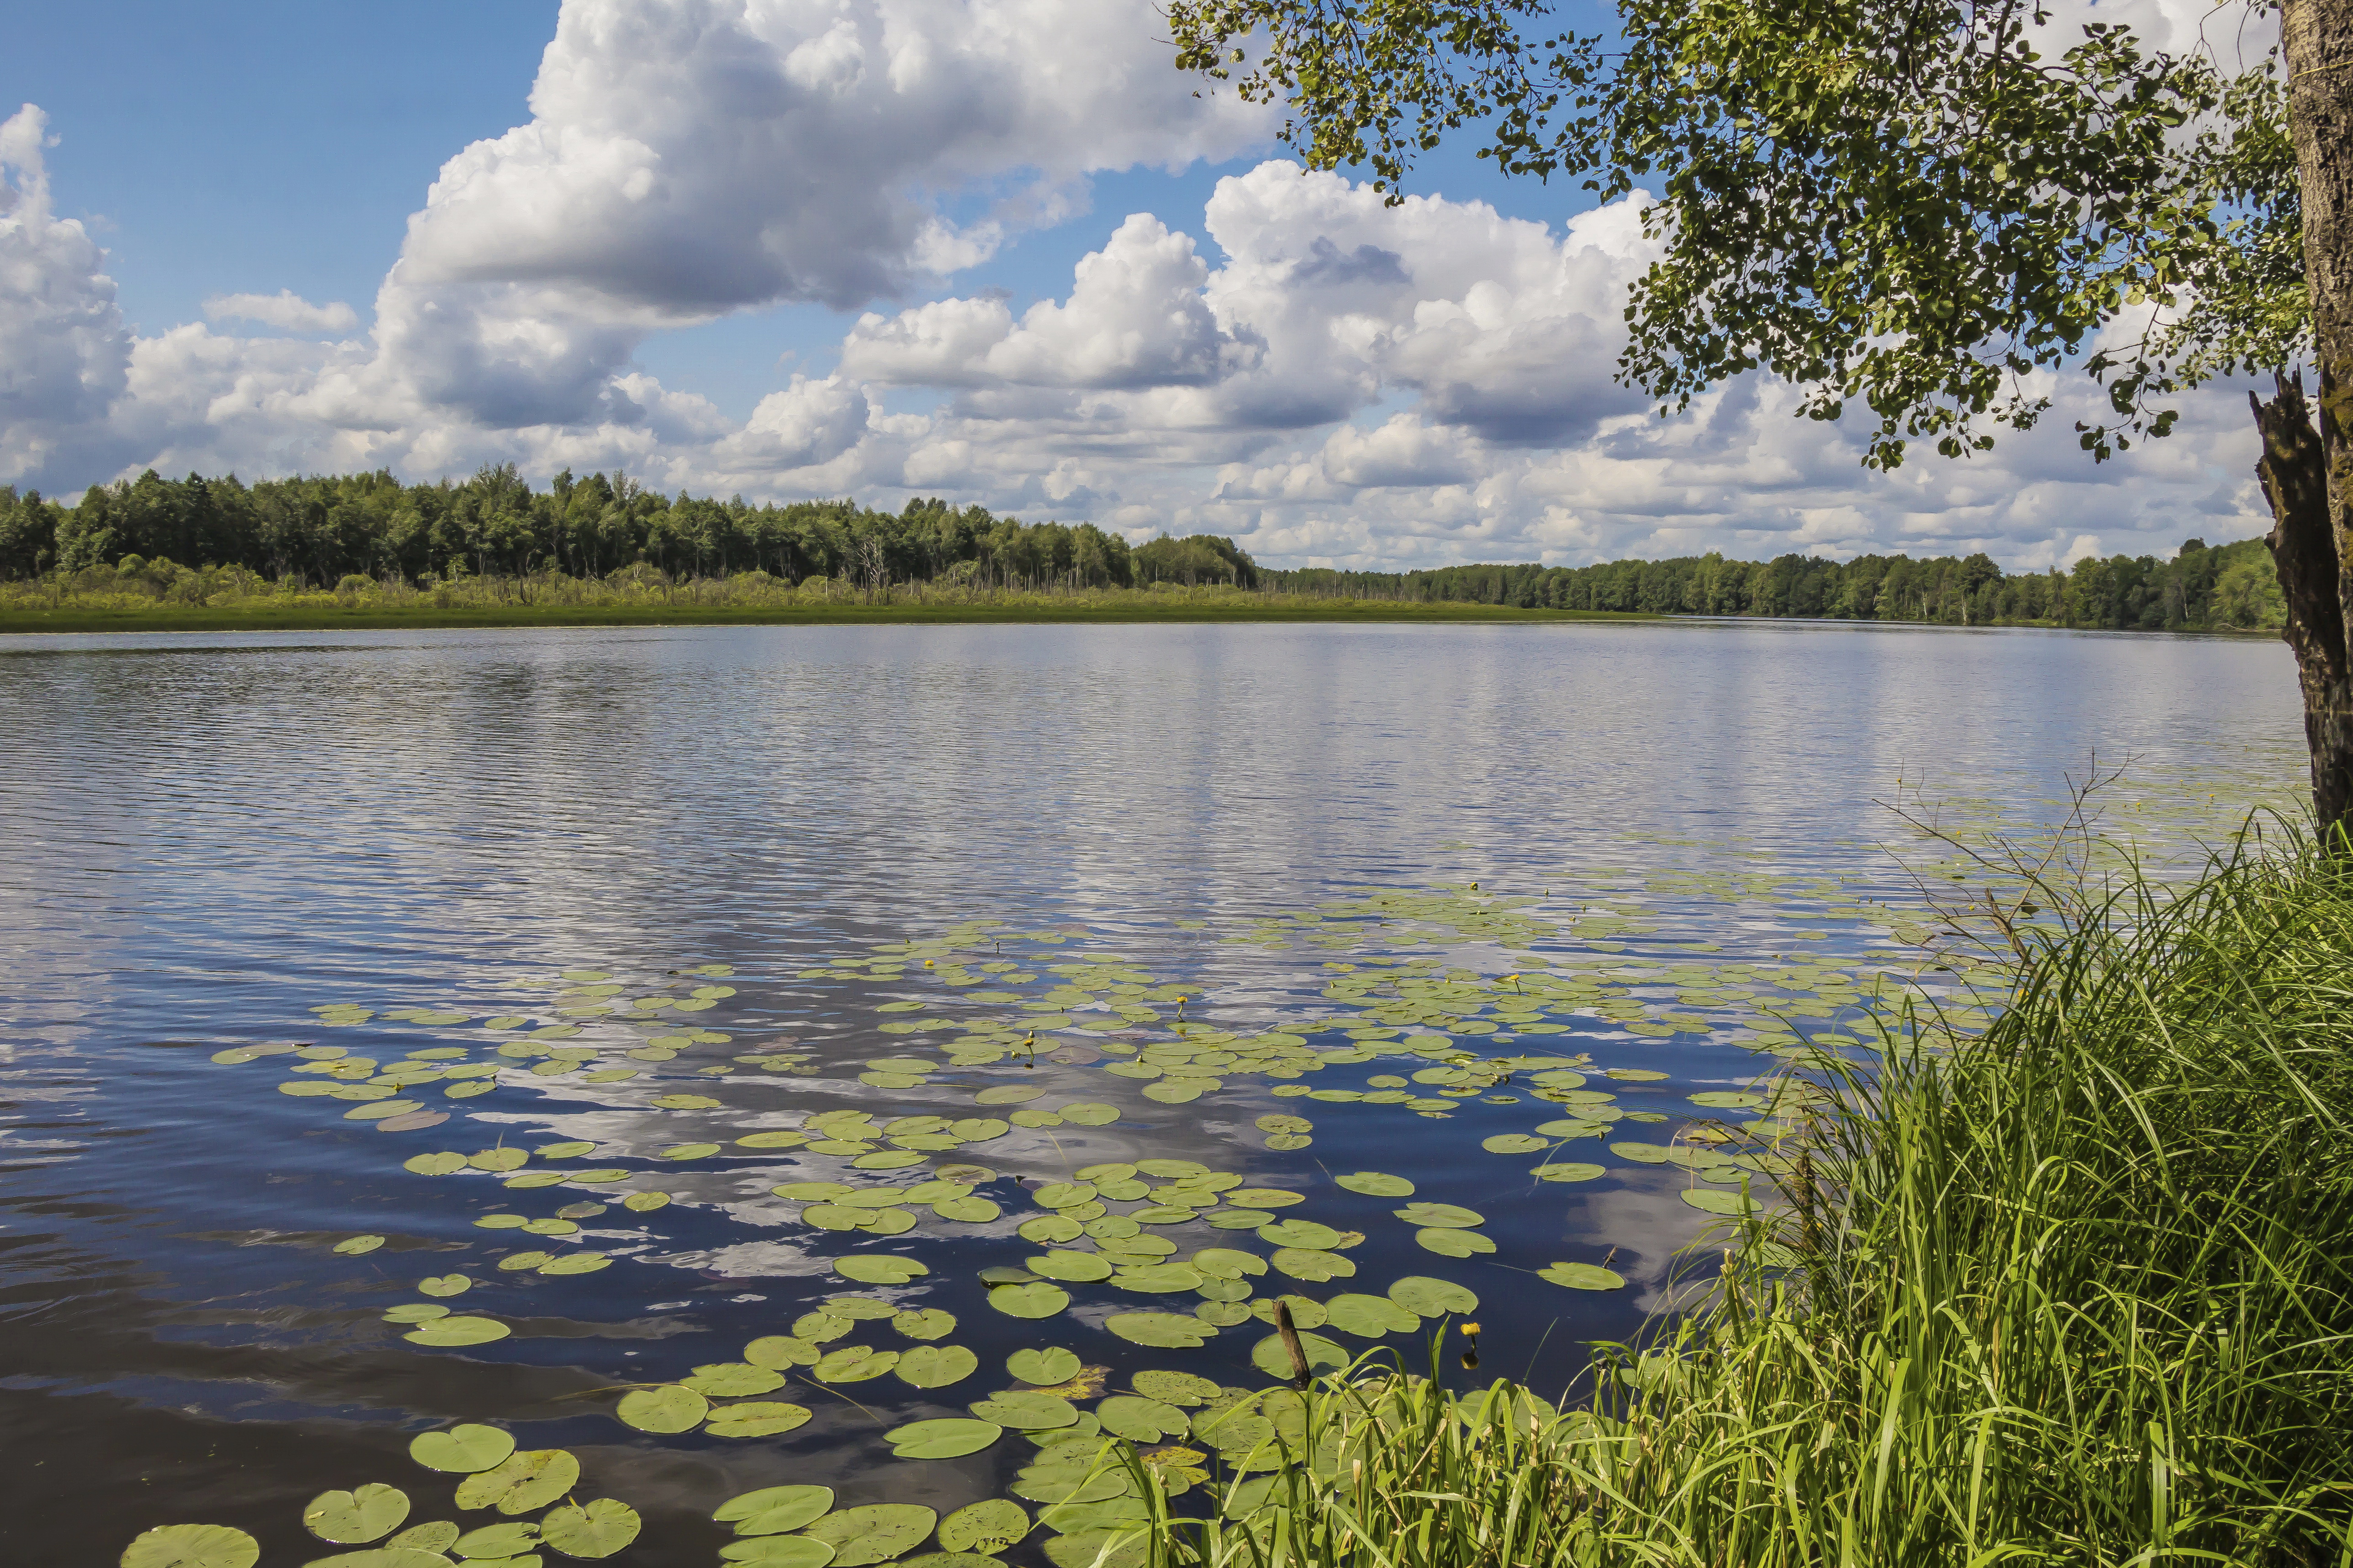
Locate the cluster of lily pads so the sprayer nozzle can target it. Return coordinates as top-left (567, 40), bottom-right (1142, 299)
top-left (120, 1424), bottom-right (635, 1568)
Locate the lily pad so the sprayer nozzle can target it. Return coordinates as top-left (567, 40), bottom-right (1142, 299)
top-left (1388, 1276), bottom-right (1478, 1315)
top-left (1533, 1162), bottom-right (1608, 1183)
top-left (454, 1448), bottom-right (580, 1514)
top-left (1190, 1248), bottom-right (1267, 1280)
top-left (1322, 1294), bottom-right (1418, 1337)
top-left (707, 1402), bottom-right (815, 1438)
top-left (1029, 1250), bottom-right (1113, 1283)
top-left (1257, 1220), bottom-right (1342, 1250)
top-left (1132, 1369), bottom-right (1221, 1405)
top-left (896, 1345), bottom-right (979, 1389)
top-left (120, 1525), bottom-right (260, 1568)
top-left (886, 1418), bottom-right (1002, 1461)
top-left (970, 1390), bottom-right (1078, 1429)
top-left (1689, 1091), bottom-right (1766, 1109)
top-left (408, 1424), bottom-right (516, 1474)
top-left (815, 1346), bottom-right (901, 1383)
top-left (1332, 1171), bottom-right (1414, 1197)
top-left (723, 1540), bottom-right (839, 1567)
top-left (807, 1504), bottom-right (939, 1565)
top-left (839, 1256), bottom-right (929, 1286)
top-left (333, 1235), bottom-right (387, 1256)
top-left (974, 1085), bottom-right (1042, 1105)
top-left (1250, 1330), bottom-right (1352, 1378)
top-left (1271, 1248), bottom-right (1356, 1282)
top-left (617, 1385), bottom-right (709, 1433)
top-left (1681, 1187), bottom-right (1762, 1216)
top-left (304, 1485), bottom-right (411, 1544)
top-left (986, 1282), bottom-right (1069, 1320)
top-left (1481, 1134), bottom-right (1548, 1154)
top-left (1096, 1395), bottom-right (1188, 1442)
top-left (405, 1316), bottom-right (510, 1347)
top-left (454, 1520), bottom-right (535, 1554)
top-left (1394, 1202), bottom-right (1484, 1228)
top-left (1059, 1103), bottom-right (1119, 1126)
top-left (1017, 1215), bottom-right (1083, 1245)
top-left (932, 1196), bottom-right (998, 1222)
top-left (1538, 1261), bottom-right (1627, 1289)
top-left (1007, 1347), bottom-right (1081, 1384)
top-left (1414, 1227), bottom-right (1497, 1258)
top-left (938, 1499), bottom-right (1030, 1555)
top-left (386, 1522), bottom-right (461, 1552)
top-left (1112, 1262), bottom-right (1203, 1292)
top-left (718, 1485), bottom-right (834, 1534)
top-left (892, 1307), bottom-right (955, 1340)
top-left (539, 1499), bottom-right (640, 1558)
top-left (745, 1335), bottom-right (821, 1369)
top-left (1106, 1312), bottom-right (1215, 1348)
top-left (405, 1152), bottom-right (468, 1176)
top-left (416, 1274), bottom-right (470, 1299)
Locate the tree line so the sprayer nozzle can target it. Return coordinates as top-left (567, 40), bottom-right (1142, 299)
top-left (0, 467), bottom-right (1259, 593)
top-left (1266, 537), bottom-right (2286, 631)
top-left (0, 465), bottom-right (2280, 631)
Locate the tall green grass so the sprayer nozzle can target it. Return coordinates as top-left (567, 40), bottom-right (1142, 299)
top-left (1124, 843), bottom-right (2353, 1567)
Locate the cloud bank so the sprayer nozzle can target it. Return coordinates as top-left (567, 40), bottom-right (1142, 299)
top-left (0, 0), bottom-right (2274, 569)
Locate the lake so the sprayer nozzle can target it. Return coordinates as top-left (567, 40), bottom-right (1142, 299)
top-left (0, 620), bottom-right (2306, 1568)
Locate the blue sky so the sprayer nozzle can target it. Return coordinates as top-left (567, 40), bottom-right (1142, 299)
top-left (0, 0), bottom-right (2265, 568)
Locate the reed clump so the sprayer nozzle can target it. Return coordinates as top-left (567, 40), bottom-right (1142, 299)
top-left (1129, 844), bottom-right (2353, 1566)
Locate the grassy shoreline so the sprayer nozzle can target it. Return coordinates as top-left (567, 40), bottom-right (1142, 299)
top-left (0, 595), bottom-right (1651, 636)
top-left (1110, 840), bottom-right (2353, 1567)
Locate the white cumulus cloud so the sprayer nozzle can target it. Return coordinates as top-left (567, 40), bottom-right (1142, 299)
top-left (202, 289), bottom-right (360, 336)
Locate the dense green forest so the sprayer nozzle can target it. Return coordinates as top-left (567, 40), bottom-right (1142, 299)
top-left (0, 465), bottom-right (2284, 631)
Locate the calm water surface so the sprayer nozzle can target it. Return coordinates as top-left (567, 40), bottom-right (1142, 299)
top-left (0, 621), bottom-right (2307, 1566)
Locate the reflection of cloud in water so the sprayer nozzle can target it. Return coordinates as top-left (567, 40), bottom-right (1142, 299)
top-left (650, 1239), bottom-right (835, 1280)
top-left (1542, 1167), bottom-right (1725, 1314)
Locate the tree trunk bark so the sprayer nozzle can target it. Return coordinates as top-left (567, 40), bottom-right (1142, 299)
top-left (2272, 0), bottom-right (2353, 840)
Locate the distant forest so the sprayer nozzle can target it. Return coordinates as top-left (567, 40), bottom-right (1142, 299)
top-left (0, 465), bottom-right (2285, 631)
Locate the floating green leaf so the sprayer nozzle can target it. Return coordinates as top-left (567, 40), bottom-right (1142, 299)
top-left (454, 1448), bottom-right (579, 1515)
top-left (1225, 1189), bottom-right (1305, 1208)
top-left (815, 1346), bottom-right (900, 1383)
top-left (617, 1385), bottom-right (708, 1433)
top-left (974, 1086), bottom-right (1041, 1105)
top-left (1322, 1294), bottom-right (1418, 1337)
top-left (723, 1537), bottom-right (839, 1567)
top-left (707, 1402), bottom-right (814, 1438)
top-left (716, 1485), bottom-right (834, 1534)
top-left (1271, 1248), bottom-right (1356, 1282)
top-left (938, 1499), bottom-right (1029, 1555)
top-left (970, 1390), bottom-right (1078, 1429)
top-left (539, 1252), bottom-right (611, 1275)
top-left (745, 1335), bottom-right (820, 1369)
top-left (896, 1345), bottom-right (979, 1389)
top-left (1414, 1227), bottom-right (1497, 1258)
top-left (1059, 1103), bottom-right (1119, 1126)
top-left (986, 1282), bottom-right (1069, 1320)
top-left (836, 1256), bottom-right (927, 1286)
top-left (1106, 1312), bottom-right (1214, 1348)
top-left (1190, 1248), bottom-right (1266, 1280)
top-left (1250, 1331), bottom-right (1351, 1378)
top-left (386, 1521), bottom-right (460, 1553)
top-left (333, 1235), bottom-right (386, 1256)
top-left (1029, 1250), bottom-right (1113, 1283)
top-left (403, 1316), bottom-right (509, 1347)
top-left (932, 1196), bottom-right (998, 1223)
top-left (1097, 1395), bottom-right (1188, 1442)
top-left (1538, 1262), bottom-right (1627, 1289)
top-left (1394, 1202), bottom-right (1483, 1228)
top-left (469, 1149), bottom-right (528, 1173)
top-left (408, 1424), bottom-right (515, 1473)
top-left (404, 1152), bottom-right (467, 1176)
top-left (1332, 1172), bottom-right (1414, 1197)
top-left (886, 1418), bottom-right (1002, 1461)
top-left (1481, 1134), bottom-right (1548, 1154)
top-left (303, 1485), bottom-right (410, 1544)
top-left (661, 1141), bottom-right (722, 1160)
top-left (807, 1504), bottom-right (939, 1565)
top-left (1682, 1187), bottom-right (1762, 1216)
top-left (1132, 1369), bottom-right (1221, 1405)
top-left (1257, 1220), bottom-right (1342, 1250)
top-left (1017, 1215), bottom-right (1082, 1245)
top-left (1532, 1162), bottom-right (1608, 1183)
top-left (453, 1521), bottom-right (538, 1558)
top-left (539, 1499), bottom-right (640, 1558)
top-left (119, 1524), bottom-right (259, 1568)
top-left (1007, 1347), bottom-right (1081, 1385)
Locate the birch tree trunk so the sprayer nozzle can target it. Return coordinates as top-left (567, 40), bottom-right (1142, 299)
top-left (2268, 0), bottom-right (2353, 837)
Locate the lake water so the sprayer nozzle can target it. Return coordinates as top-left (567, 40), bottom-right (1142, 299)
top-left (0, 620), bottom-right (2308, 1567)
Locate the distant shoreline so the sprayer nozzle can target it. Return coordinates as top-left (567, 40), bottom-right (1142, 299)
top-left (0, 597), bottom-right (1654, 636)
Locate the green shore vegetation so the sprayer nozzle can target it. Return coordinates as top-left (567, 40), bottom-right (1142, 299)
top-left (2, 467), bottom-right (2279, 636)
top-left (1119, 839), bottom-right (2353, 1566)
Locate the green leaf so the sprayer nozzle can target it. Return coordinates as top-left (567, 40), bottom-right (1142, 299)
top-left (1388, 1275), bottom-right (1478, 1315)
top-left (806, 1504), bottom-right (939, 1565)
top-left (896, 1345), bottom-right (980, 1389)
top-left (986, 1282), bottom-right (1069, 1320)
top-left (454, 1448), bottom-right (579, 1514)
top-left (938, 1499), bottom-right (1030, 1555)
top-left (1007, 1347), bottom-right (1081, 1384)
top-left (1414, 1227), bottom-right (1496, 1258)
top-left (969, 1390), bottom-right (1078, 1429)
top-left (1250, 1330), bottom-right (1352, 1378)
top-left (707, 1401), bottom-right (814, 1437)
top-left (887, 1418), bottom-right (1002, 1460)
top-left (1539, 1261), bottom-right (1627, 1290)
top-left (616, 1385), bottom-right (708, 1433)
top-left (1106, 1312), bottom-right (1215, 1348)
top-left (407, 1425), bottom-right (516, 1473)
top-left (120, 1524), bottom-right (260, 1568)
top-left (538, 1499), bottom-right (640, 1559)
top-left (304, 1484), bottom-right (411, 1544)
top-left (685, 1363), bottom-right (788, 1398)
top-left (1271, 1247), bottom-right (1356, 1282)
top-left (715, 1485), bottom-right (834, 1534)
top-left (1393, 1202), bottom-right (1483, 1228)
top-left (1332, 1171), bottom-right (1414, 1196)
top-left (1097, 1395), bottom-right (1188, 1442)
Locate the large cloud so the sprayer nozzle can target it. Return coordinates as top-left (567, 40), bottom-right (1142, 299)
top-left (0, 0), bottom-right (2277, 571)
